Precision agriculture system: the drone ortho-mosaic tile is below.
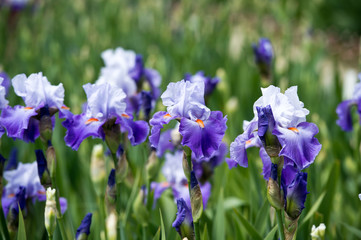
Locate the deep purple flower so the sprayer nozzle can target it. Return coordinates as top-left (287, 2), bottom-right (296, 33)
top-left (229, 85), bottom-right (321, 171)
top-left (184, 71), bottom-right (220, 96)
top-left (252, 38), bottom-right (273, 76)
top-left (63, 82), bottom-right (149, 150)
top-left (0, 72), bottom-right (70, 142)
top-left (172, 198), bottom-right (193, 239)
top-left (76, 213), bottom-right (93, 240)
top-left (284, 172), bottom-right (308, 219)
top-left (150, 80), bottom-right (227, 159)
top-left (5, 148), bottom-right (18, 170)
top-left (336, 73), bottom-right (361, 131)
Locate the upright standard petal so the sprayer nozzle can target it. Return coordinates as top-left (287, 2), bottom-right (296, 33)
top-left (161, 80), bottom-right (210, 120)
top-left (12, 72), bottom-right (65, 109)
top-left (273, 122), bottom-right (322, 170)
top-left (0, 105), bottom-right (39, 142)
top-left (179, 111), bottom-right (227, 159)
top-left (62, 113), bottom-right (104, 150)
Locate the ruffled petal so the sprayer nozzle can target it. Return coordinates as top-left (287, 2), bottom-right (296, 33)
top-left (336, 99), bottom-right (355, 131)
top-left (149, 111), bottom-right (176, 148)
top-left (117, 116), bottom-right (149, 145)
top-left (273, 122), bottom-right (322, 170)
top-left (180, 111), bottom-right (227, 159)
top-left (62, 113), bottom-right (104, 150)
top-left (0, 105), bottom-right (39, 142)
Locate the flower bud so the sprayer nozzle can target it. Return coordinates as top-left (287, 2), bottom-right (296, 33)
top-left (267, 178), bottom-right (284, 210)
top-left (76, 213), bottom-right (93, 240)
top-left (172, 198), bottom-right (194, 240)
top-left (252, 38), bottom-right (274, 79)
top-left (116, 145), bottom-right (128, 183)
top-left (106, 169), bottom-right (116, 210)
top-left (106, 211), bottom-right (117, 240)
top-left (285, 172), bottom-right (308, 220)
top-left (310, 223), bottom-right (326, 240)
top-left (35, 150), bottom-right (51, 187)
top-left (284, 212), bottom-right (299, 240)
top-left (90, 144), bottom-right (106, 196)
top-left (182, 151), bottom-right (192, 181)
top-left (190, 171), bottom-right (203, 223)
top-left (45, 188), bottom-right (57, 238)
top-left (46, 145), bottom-right (56, 178)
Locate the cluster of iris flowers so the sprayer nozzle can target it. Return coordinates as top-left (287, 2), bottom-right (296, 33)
top-left (2, 37), bottom-right (354, 239)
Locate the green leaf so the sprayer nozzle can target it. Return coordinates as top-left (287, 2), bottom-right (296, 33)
top-left (223, 197), bottom-right (248, 211)
top-left (264, 226), bottom-right (278, 240)
top-left (152, 227), bottom-right (161, 240)
top-left (341, 223), bottom-right (361, 239)
top-left (233, 208), bottom-right (262, 240)
top-left (255, 199), bottom-right (269, 234)
top-left (212, 188), bottom-right (225, 240)
top-left (300, 191), bottom-right (326, 227)
top-left (159, 209), bottom-right (166, 240)
top-left (17, 206), bottom-right (27, 240)
top-left (202, 223), bottom-right (209, 240)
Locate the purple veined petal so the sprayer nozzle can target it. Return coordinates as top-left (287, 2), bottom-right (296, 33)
top-left (59, 197), bottom-right (68, 215)
top-left (157, 130), bottom-right (175, 157)
top-left (273, 122), bottom-right (322, 170)
top-left (281, 164), bottom-right (299, 197)
top-left (62, 113), bottom-right (104, 150)
top-left (149, 111), bottom-right (176, 148)
top-left (336, 99), bottom-right (356, 131)
top-left (172, 198), bottom-right (193, 239)
top-left (58, 106), bottom-right (73, 119)
top-left (259, 147), bottom-right (272, 180)
top-left (225, 158), bottom-right (238, 169)
top-left (285, 172), bottom-right (309, 219)
top-left (180, 111), bottom-right (227, 159)
top-left (12, 72), bottom-right (65, 109)
top-left (117, 115), bottom-right (149, 146)
top-left (229, 120), bottom-right (260, 168)
top-left (0, 105), bottom-right (40, 142)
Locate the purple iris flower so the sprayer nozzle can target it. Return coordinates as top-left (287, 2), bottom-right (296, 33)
top-left (284, 171), bottom-right (308, 219)
top-left (97, 47), bottom-right (162, 117)
top-left (229, 85), bottom-right (321, 173)
top-left (252, 38), bottom-right (273, 76)
top-left (336, 73), bottom-right (361, 131)
top-left (1, 162), bottom-right (67, 217)
top-left (0, 0), bottom-right (29, 10)
top-left (76, 213), bottom-right (93, 240)
top-left (184, 71), bottom-right (220, 96)
top-left (150, 79), bottom-right (227, 159)
top-left (63, 82), bottom-right (149, 150)
top-left (0, 72), bottom-right (11, 96)
top-left (0, 72), bottom-right (71, 142)
top-left (172, 198), bottom-right (193, 239)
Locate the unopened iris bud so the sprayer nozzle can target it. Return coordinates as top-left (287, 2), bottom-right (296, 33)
top-left (116, 145), bottom-right (128, 183)
top-left (106, 211), bottom-right (117, 240)
top-left (190, 171), bottom-right (203, 223)
top-left (182, 151), bottom-right (192, 181)
top-left (172, 198), bottom-right (194, 240)
top-left (310, 223), bottom-right (326, 240)
top-left (45, 188), bottom-right (57, 238)
top-left (106, 169), bottom-right (116, 209)
top-left (252, 38), bottom-right (274, 79)
top-left (267, 164), bottom-right (284, 210)
top-left (146, 150), bottom-right (158, 181)
top-left (35, 150), bottom-right (51, 187)
top-left (76, 213), bottom-right (93, 240)
top-left (46, 145), bottom-right (56, 178)
top-left (132, 187), bottom-right (149, 226)
top-left (285, 172), bottom-right (308, 220)
top-left (90, 144), bottom-right (106, 196)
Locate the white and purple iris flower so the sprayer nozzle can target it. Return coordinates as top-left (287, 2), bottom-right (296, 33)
top-left (0, 72), bottom-right (71, 142)
top-left (228, 85), bottom-right (322, 176)
top-left (2, 162), bottom-right (67, 218)
top-left (184, 71), bottom-right (220, 96)
top-left (151, 150), bottom-right (211, 209)
top-left (62, 82), bottom-right (149, 150)
top-left (336, 73), bottom-right (361, 131)
top-left (149, 79), bottom-right (227, 159)
top-left (97, 47), bottom-right (162, 119)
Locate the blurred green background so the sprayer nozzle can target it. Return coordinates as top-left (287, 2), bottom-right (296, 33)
top-left (1, 0), bottom-right (361, 239)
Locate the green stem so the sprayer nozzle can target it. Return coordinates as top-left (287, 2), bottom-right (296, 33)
top-left (51, 175), bottom-right (67, 239)
top-left (98, 195), bottom-right (107, 240)
top-left (0, 199), bottom-right (9, 239)
top-left (194, 221), bottom-right (201, 240)
top-left (276, 209), bottom-right (285, 240)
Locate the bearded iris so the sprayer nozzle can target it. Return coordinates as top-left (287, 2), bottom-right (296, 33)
top-left (149, 79), bottom-right (227, 159)
top-left (0, 72), bottom-right (71, 142)
top-left (62, 82), bottom-right (149, 151)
